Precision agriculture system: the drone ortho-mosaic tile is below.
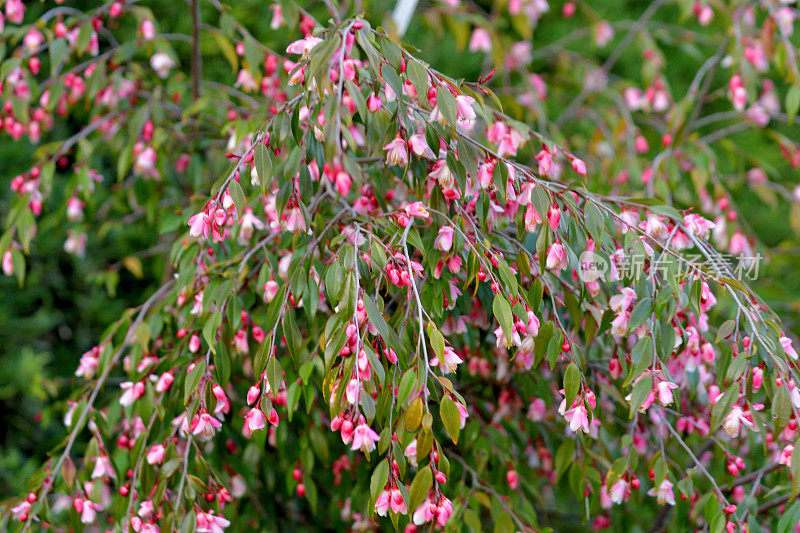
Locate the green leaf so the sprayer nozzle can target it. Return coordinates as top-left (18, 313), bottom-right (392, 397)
top-left (710, 385), bottom-right (738, 431)
top-left (202, 314), bottom-right (222, 353)
top-left (370, 460), bottom-right (390, 501)
top-left (625, 337), bottom-right (653, 387)
top-left (426, 322), bottom-right (445, 361)
top-left (629, 375), bottom-right (653, 417)
top-left (774, 384), bottom-right (793, 435)
top-left (440, 396), bottom-right (461, 444)
top-left (409, 466), bottom-right (433, 511)
top-left (266, 356), bottom-right (283, 394)
top-left (778, 501), bottom-right (800, 533)
top-left (791, 441), bottom-right (800, 500)
top-left (437, 87), bottom-right (457, 127)
top-left (627, 297), bottom-right (652, 332)
top-left (214, 344), bottom-right (231, 387)
top-left (184, 360), bottom-right (206, 405)
top-left (229, 179), bottom-right (246, 215)
top-left (787, 85), bottom-right (800, 125)
top-left (605, 457), bottom-right (628, 489)
top-left (363, 295), bottom-right (407, 364)
top-left (49, 39), bottom-right (69, 75)
top-left (716, 320), bottom-right (736, 343)
top-left (244, 35), bottom-right (264, 79)
top-left (493, 295), bottom-right (514, 347)
top-left (406, 59), bottom-right (428, 102)
top-left (397, 370), bottom-right (416, 405)
top-left (254, 143), bottom-right (270, 192)
top-left (554, 439), bottom-right (575, 480)
top-left (564, 362), bottom-right (580, 408)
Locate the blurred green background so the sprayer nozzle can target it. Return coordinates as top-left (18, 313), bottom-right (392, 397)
top-left (2, 0), bottom-right (799, 501)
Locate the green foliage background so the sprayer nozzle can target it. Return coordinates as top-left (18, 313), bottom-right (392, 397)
top-left (1, 0), bottom-right (799, 511)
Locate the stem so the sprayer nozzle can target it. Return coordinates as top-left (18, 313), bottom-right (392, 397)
top-left (191, 0), bottom-right (203, 101)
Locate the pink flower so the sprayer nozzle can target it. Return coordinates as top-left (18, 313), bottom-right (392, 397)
top-left (351, 421), bottom-right (380, 452)
top-left (188, 211), bottom-right (210, 239)
top-left (778, 444), bottom-right (794, 466)
top-left (455, 95), bottom-right (476, 130)
top-left (594, 21), bottom-right (614, 46)
top-left (656, 381), bottom-right (678, 406)
top-left (10, 500), bottom-right (30, 520)
top-left (74, 497), bottom-right (99, 524)
top-left (23, 29), bottom-right (43, 52)
top-left (609, 287), bottom-right (636, 313)
top-left (140, 19), bottom-right (155, 40)
top-left (412, 499), bottom-right (437, 526)
top-left (469, 28), bottom-right (492, 52)
top-left (547, 204), bottom-right (561, 230)
top-left (408, 133), bottom-right (435, 159)
top-left (780, 337), bottom-right (798, 360)
top-left (434, 226), bottom-right (454, 252)
top-left (156, 371), bottom-right (174, 393)
top-left (506, 469), bottom-right (519, 489)
top-left (563, 403), bottom-right (590, 434)
top-left (150, 52), bottom-right (175, 79)
top-left (647, 480), bottom-right (676, 505)
top-left (244, 408), bottom-right (267, 432)
top-left (285, 36), bottom-right (322, 58)
top-left (196, 510), bottom-right (231, 532)
top-left (91, 455), bottom-right (116, 479)
top-left (683, 214), bottom-right (715, 239)
top-left (390, 488), bottom-right (407, 514)
top-left (571, 158), bottom-right (587, 175)
top-left (146, 444), bottom-right (165, 465)
top-left (404, 439), bottom-right (418, 467)
top-left (367, 93), bottom-right (382, 112)
top-left (375, 490), bottom-right (391, 516)
top-left (434, 346), bottom-right (463, 374)
top-left (723, 405), bottom-right (754, 437)
top-left (608, 479), bottom-right (629, 504)
top-left (120, 381), bottom-right (145, 406)
top-left (192, 411), bottom-right (222, 442)
top-left (404, 201), bottom-right (429, 219)
top-left (546, 242), bottom-right (568, 273)
top-left (5, 0), bottom-right (24, 24)
top-left (384, 135), bottom-right (409, 166)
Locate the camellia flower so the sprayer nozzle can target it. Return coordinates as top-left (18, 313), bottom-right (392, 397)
top-left (192, 411), bottom-right (223, 442)
top-left (404, 439), bottom-right (418, 467)
top-left (383, 135), bottom-right (409, 166)
top-left (195, 509), bottom-right (231, 533)
top-left (434, 346), bottom-right (463, 374)
top-left (350, 421), bottom-right (380, 453)
top-left (429, 160), bottom-right (455, 189)
top-left (404, 201), bottom-right (429, 219)
top-left (778, 444), bottom-right (794, 466)
top-left (150, 52), bottom-right (176, 78)
top-left (146, 444), bottom-right (165, 465)
top-left (285, 36), bottom-right (322, 58)
top-left (647, 479), bottom-right (676, 505)
top-left (656, 380), bottom-right (678, 406)
top-left (546, 242), bottom-right (568, 273)
top-left (608, 478), bottom-right (629, 504)
top-left (375, 489), bottom-right (391, 516)
top-left (91, 455), bottom-right (116, 479)
top-left (244, 407), bottom-right (267, 432)
top-left (434, 226), bottom-right (454, 252)
top-left (780, 337), bottom-right (798, 360)
top-left (723, 404), bottom-right (754, 437)
top-left (683, 214), bottom-right (715, 239)
top-left (120, 381), bottom-right (145, 406)
top-left (469, 28), bottom-right (492, 52)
